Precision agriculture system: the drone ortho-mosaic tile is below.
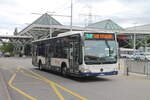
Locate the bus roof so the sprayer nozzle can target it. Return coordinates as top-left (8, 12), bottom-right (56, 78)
top-left (57, 31), bottom-right (83, 37)
top-left (57, 31), bottom-right (115, 37)
top-left (32, 31), bottom-right (115, 43)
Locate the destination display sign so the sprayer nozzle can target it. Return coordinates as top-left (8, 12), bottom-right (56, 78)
top-left (84, 33), bottom-right (114, 40)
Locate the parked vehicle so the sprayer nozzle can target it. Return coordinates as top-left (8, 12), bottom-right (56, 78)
top-left (131, 54), bottom-right (140, 60)
top-left (3, 52), bottom-right (11, 57)
top-left (143, 53), bottom-right (150, 60)
top-left (131, 52), bottom-right (150, 61)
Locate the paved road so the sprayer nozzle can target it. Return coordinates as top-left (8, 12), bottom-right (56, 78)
top-left (0, 57), bottom-right (150, 100)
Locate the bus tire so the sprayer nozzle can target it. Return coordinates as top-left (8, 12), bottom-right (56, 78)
top-left (61, 63), bottom-right (67, 77)
top-left (38, 60), bottom-right (42, 70)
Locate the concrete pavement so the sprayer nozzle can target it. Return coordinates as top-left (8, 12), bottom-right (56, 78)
top-left (1, 57), bottom-right (150, 100)
top-left (0, 70), bottom-right (11, 100)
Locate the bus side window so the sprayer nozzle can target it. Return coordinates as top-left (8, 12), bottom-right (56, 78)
top-left (53, 39), bottom-right (61, 58)
top-left (61, 38), bottom-right (69, 58)
top-left (61, 43), bottom-right (68, 58)
top-left (49, 43), bottom-right (53, 57)
top-left (37, 44), bottom-right (45, 57)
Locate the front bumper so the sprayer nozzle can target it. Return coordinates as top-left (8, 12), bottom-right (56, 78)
top-left (79, 71), bottom-right (118, 77)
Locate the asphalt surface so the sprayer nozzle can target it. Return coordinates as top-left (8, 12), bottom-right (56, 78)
top-left (0, 57), bottom-right (150, 100)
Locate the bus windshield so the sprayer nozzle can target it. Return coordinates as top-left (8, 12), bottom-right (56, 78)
top-left (84, 40), bottom-right (117, 64)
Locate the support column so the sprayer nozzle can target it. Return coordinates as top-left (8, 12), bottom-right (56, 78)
top-left (133, 33), bottom-right (136, 54)
top-left (144, 39), bottom-right (147, 52)
top-left (21, 45), bottom-right (25, 55)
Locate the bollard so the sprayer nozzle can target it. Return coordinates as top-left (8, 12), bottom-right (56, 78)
top-left (147, 63), bottom-right (149, 78)
top-left (126, 67), bottom-right (129, 76)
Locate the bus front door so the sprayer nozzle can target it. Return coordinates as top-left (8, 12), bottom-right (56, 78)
top-left (69, 42), bottom-right (79, 71)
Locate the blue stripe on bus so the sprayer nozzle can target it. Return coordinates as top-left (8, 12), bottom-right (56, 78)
top-left (80, 71), bottom-right (118, 76)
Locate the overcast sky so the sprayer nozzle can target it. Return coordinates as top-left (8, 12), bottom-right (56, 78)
top-left (0, 0), bottom-right (150, 35)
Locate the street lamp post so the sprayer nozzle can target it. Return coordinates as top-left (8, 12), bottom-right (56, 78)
top-left (70, 0), bottom-right (73, 32)
top-left (133, 22), bottom-right (137, 54)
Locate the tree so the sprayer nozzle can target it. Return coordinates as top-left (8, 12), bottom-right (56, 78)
top-left (0, 43), bottom-right (14, 54)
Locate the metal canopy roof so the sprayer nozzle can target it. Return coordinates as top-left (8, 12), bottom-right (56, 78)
top-left (0, 35), bottom-right (33, 44)
top-left (19, 14), bottom-right (124, 40)
top-left (0, 35), bottom-right (33, 39)
top-left (19, 13), bottom-right (89, 40)
top-left (86, 19), bottom-right (150, 35)
top-left (126, 24), bottom-right (150, 31)
top-left (32, 13), bottom-right (62, 25)
top-left (19, 13), bottom-right (62, 38)
top-left (18, 13), bottom-right (150, 41)
top-left (86, 19), bottom-right (124, 30)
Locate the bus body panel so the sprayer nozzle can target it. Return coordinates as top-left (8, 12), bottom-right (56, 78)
top-left (51, 58), bottom-right (69, 68)
top-left (78, 63), bottom-right (118, 76)
top-left (79, 64), bottom-right (118, 73)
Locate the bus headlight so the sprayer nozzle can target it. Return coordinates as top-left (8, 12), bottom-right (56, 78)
top-left (80, 68), bottom-right (91, 73)
top-left (84, 69), bottom-right (91, 73)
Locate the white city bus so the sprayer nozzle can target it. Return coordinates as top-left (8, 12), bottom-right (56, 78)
top-left (32, 31), bottom-right (118, 77)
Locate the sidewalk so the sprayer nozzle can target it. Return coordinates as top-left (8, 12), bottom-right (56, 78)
top-left (119, 71), bottom-right (150, 81)
top-left (128, 72), bottom-right (150, 78)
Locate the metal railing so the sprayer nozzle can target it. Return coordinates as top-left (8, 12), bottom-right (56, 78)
top-left (120, 59), bottom-right (150, 76)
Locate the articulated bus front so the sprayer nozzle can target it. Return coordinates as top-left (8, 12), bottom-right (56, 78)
top-left (79, 32), bottom-right (118, 77)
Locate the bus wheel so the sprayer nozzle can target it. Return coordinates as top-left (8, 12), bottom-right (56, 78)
top-left (38, 61), bottom-right (42, 70)
top-left (61, 66), bottom-right (67, 77)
